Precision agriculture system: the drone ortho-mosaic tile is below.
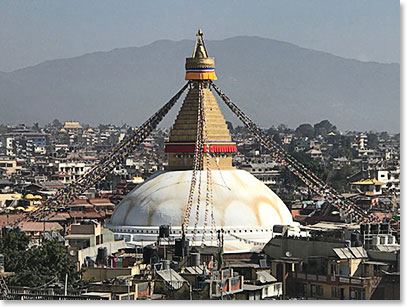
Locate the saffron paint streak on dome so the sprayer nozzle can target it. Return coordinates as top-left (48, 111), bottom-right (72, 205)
top-left (109, 170), bottom-right (293, 228)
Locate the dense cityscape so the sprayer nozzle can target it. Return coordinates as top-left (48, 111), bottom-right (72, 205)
top-left (0, 116), bottom-right (400, 300)
top-left (0, 0), bottom-right (401, 298)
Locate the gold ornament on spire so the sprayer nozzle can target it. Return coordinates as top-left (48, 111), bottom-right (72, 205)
top-left (185, 29), bottom-right (217, 80)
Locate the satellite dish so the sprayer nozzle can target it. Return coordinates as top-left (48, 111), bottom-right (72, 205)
top-left (285, 251), bottom-right (292, 257)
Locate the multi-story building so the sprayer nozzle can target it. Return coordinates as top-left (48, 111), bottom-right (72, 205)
top-left (56, 162), bottom-right (91, 184)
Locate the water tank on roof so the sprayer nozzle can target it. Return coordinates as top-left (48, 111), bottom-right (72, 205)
top-left (387, 235), bottom-right (395, 245)
top-left (380, 223), bottom-right (390, 234)
top-left (170, 261), bottom-right (179, 270)
top-left (351, 233), bottom-right (362, 247)
top-left (360, 223), bottom-right (369, 234)
top-left (378, 234), bottom-right (388, 245)
top-left (175, 238), bottom-right (189, 258)
top-left (159, 225), bottom-right (170, 238)
top-left (161, 260), bottom-right (170, 270)
top-left (370, 223), bottom-right (379, 234)
top-left (143, 246), bottom-right (159, 265)
top-left (96, 247), bottom-right (108, 266)
top-left (273, 225), bottom-right (288, 236)
top-left (188, 253), bottom-right (200, 267)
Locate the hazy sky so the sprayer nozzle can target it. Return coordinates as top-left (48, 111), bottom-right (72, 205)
top-left (0, 0), bottom-right (399, 72)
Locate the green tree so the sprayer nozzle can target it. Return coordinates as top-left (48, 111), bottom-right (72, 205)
top-left (295, 123), bottom-right (314, 138)
top-left (277, 124), bottom-right (288, 133)
top-left (326, 165), bottom-right (355, 192)
top-left (52, 119), bottom-right (63, 129)
top-left (314, 120), bottom-right (337, 136)
top-left (379, 131), bottom-right (390, 141)
top-left (367, 133), bottom-right (379, 149)
top-left (1, 230), bottom-right (84, 289)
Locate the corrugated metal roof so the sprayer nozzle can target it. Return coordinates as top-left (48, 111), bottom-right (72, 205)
top-left (341, 248), bottom-right (355, 259)
top-left (333, 248), bottom-right (349, 259)
top-left (256, 271), bottom-right (277, 284)
top-left (184, 265), bottom-right (205, 275)
top-left (333, 247), bottom-right (368, 259)
top-left (156, 269), bottom-right (186, 290)
top-left (353, 247), bottom-right (368, 258)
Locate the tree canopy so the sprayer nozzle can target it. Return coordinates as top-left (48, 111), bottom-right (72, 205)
top-left (295, 123), bottom-right (314, 138)
top-left (0, 229), bottom-right (84, 289)
top-left (314, 120), bottom-right (337, 136)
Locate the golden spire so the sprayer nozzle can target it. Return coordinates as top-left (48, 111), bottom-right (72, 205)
top-left (165, 30), bottom-right (235, 170)
top-left (185, 29), bottom-right (217, 80)
top-left (192, 29), bottom-right (208, 58)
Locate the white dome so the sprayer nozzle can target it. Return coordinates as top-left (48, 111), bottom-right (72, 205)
top-left (110, 169), bottom-right (293, 228)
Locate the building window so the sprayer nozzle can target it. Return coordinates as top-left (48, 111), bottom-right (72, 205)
top-left (350, 288), bottom-right (365, 300)
top-left (331, 287), bottom-right (340, 298)
top-left (311, 285), bottom-right (323, 297)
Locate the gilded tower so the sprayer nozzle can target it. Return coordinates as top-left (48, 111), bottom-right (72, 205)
top-left (165, 30), bottom-right (237, 170)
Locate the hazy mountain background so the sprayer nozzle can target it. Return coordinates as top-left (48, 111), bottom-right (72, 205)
top-left (0, 36), bottom-right (399, 132)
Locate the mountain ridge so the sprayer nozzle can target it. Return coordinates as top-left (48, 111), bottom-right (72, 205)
top-left (0, 36), bottom-right (399, 132)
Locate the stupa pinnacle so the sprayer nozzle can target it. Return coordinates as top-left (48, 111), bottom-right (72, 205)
top-left (185, 29), bottom-right (217, 80)
top-left (165, 29), bottom-right (237, 170)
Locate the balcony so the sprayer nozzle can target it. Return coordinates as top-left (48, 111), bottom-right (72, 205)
top-left (291, 272), bottom-right (373, 286)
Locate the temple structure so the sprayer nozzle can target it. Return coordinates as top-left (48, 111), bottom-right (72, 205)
top-left (165, 29), bottom-right (236, 171)
top-left (108, 30), bottom-right (296, 252)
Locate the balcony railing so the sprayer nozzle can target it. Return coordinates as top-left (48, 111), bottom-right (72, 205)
top-left (290, 272), bottom-right (372, 286)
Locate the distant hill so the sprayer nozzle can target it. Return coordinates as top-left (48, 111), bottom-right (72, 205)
top-left (0, 36), bottom-right (400, 132)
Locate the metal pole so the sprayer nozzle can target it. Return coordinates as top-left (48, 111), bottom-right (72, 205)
top-left (127, 280), bottom-right (130, 300)
top-left (64, 273), bottom-right (68, 296)
top-left (43, 220), bottom-right (46, 244)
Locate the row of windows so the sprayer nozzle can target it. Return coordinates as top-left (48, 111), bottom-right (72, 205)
top-left (60, 167), bottom-right (84, 172)
top-left (114, 228), bottom-right (272, 234)
top-left (252, 168), bottom-right (275, 172)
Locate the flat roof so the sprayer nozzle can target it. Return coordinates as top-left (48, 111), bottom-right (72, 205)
top-left (65, 234), bottom-right (94, 239)
top-left (243, 284), bottom-right (268, 291)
